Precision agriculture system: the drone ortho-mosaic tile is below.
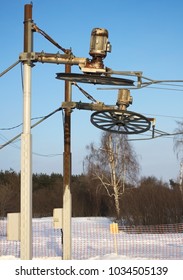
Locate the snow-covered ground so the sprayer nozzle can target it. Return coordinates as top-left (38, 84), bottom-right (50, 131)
top-left (0, 217), bottom-right (183, 260)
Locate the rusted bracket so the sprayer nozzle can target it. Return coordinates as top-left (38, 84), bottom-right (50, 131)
top-left (61, 101), bottom-right (115, 111)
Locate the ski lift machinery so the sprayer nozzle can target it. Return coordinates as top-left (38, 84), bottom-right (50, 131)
top-left (56, 27), bottom-right (156, 135)
top-left (1, 3), bottom-right (183, 263)
top-left (5, 4), bottom-right (159, 260)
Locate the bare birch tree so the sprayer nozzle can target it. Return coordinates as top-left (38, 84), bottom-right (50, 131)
top-left (173, 121), bottom-right (183, 196)
top-left (85, 132), bottom-right (140, 219)
top-left (173, 121), bottom-right (183, 160)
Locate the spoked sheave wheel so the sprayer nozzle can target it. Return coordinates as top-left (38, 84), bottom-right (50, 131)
top-left (91, 110), bottom-right (151, 134)
top-left (56, 73), bottom-right (134, 86)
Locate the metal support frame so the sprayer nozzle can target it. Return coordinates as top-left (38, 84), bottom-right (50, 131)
top-left (17, 3), bottom-right (155, 261)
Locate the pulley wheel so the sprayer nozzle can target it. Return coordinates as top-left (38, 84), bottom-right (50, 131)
top-left (56, 73), bottom-right (134, 86)
top-left (90, 110), bottom-right (151, 134)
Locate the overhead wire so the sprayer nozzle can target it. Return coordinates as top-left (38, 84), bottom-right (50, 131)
top-left (32, 152), bottom-right (63, 157)
top-left (0, 107), bottom-right (62, 150)
top-left (141, 85), bottom-right (183, 92)
top-left (127, 127), bottom-right (183, 141)
top-left (0, 114), bottom-right (59, 131)
top-left (138, 74), bottom-right (183, 89)
top-left (142, 112), bottom-right (183, 119)
top-left (0, 123), bottom-right (22, 131)
top-left (0, 60), bottom-right (20, 78)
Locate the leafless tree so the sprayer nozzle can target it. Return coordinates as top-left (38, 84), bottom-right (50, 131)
top-left (173, 121), bottom-right (183, 160)
top-left (173, 121), bottom-right (183, 196)
top-left (85, 132), bottom-right (140, 219)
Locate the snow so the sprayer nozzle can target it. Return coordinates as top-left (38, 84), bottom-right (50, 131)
top-left (0, 217), bottom-right (183, 260)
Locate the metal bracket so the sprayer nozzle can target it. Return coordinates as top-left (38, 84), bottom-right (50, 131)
top-left (19, 52), bottom-right (36, 62)
top-left (81, 67), bottom-right (107, 74)
top-left (61, 102), bottom-right (77, 109)
top-left (61, 101), bottom-right (115, 111)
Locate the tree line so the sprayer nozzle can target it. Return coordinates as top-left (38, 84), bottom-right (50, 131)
top-left (1, 127), bottom-right (183, 225)
top-left (0, 169), bottom-right (182, 225)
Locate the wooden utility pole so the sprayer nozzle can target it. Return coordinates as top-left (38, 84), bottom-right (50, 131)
top-left (63, 64), bottom-right (72, 259)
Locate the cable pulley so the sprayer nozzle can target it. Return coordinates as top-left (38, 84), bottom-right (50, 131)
top-left (56, 73), bottom-right (134, 86)
top-left (90, 110), bottom-right (151, 134)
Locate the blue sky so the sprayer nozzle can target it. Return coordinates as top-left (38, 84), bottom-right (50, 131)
top-left (1, 0), bottom-right (183, 182)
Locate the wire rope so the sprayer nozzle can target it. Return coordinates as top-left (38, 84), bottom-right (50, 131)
top-left (0, 60), bottom-right (20, 78)
top-left (0, 107), bottom-right (62, 150)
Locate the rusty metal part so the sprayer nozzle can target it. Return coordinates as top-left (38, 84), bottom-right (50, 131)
top-left (89, 28), bottom-right (111, 58)
top-left (84, 57), bottom-right (105, 70)
top-left (116, 89), bottom-right (133, 110)
top-left (61, 101), bottom-right (115, 111)
top-left (35, 52), bottom-right (87, 66)
top-left (23, 4), bottom-right (33, 53)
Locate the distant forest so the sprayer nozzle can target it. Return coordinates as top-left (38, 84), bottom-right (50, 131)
top-left (0, 169), bottom-right (182, 225)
